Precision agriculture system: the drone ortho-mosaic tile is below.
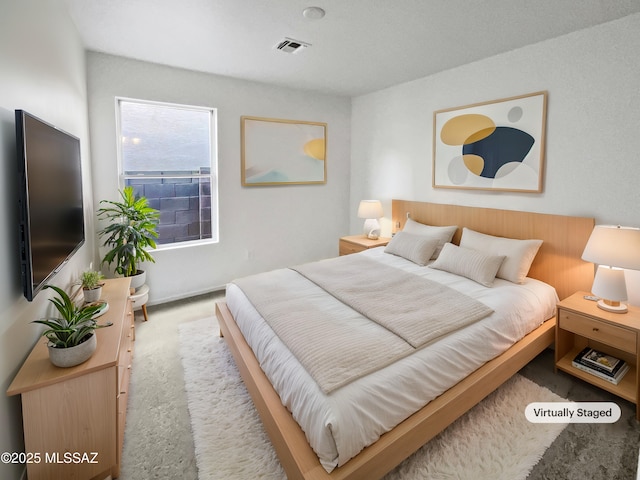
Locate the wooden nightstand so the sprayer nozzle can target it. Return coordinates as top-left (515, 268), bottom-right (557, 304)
top-left (339, 235), bottom-right (391, 256)
top-left (555, 291), bottom-right (640, 419)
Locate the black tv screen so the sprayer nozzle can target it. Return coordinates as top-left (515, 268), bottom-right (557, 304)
top-left (16, 110), bottom-right (85, 301)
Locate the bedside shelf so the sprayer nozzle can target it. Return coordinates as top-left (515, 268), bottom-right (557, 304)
top-left (555, 292), bottom-right (640, 420)
top-left (556, 345), bottom-right (636, 403)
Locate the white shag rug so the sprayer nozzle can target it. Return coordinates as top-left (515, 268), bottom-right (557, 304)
top-left (179, 316), bottom-right (568, 480)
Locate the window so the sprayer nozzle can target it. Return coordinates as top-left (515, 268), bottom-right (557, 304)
top-left (117, 98), bottom-right (218, 246)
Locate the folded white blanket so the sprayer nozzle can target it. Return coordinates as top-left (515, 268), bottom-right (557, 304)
top-left (293, 255), bottom-right (493, 349)
top-left (234, 255), bottom-right (492, 393)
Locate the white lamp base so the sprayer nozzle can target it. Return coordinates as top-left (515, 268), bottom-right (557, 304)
top-left (363, 218), bottom-right (381, 240)
top-left (597, 299), bottom-right (628, 313)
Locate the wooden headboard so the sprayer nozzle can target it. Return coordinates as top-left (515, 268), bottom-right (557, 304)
top-left (392, 200), bottom-right (595, 301)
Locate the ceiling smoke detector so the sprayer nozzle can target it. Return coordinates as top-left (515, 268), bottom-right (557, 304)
top-left (275, 37), bottom-right (311, 54)
top-left (302, 7), bottom-right (325, 20)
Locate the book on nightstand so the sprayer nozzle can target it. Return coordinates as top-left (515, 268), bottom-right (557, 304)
top-left (572, 347), bottom-right (629, 385)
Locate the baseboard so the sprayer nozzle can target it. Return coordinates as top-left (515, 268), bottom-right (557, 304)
top-left (146, 285), bottom-right (226, 307)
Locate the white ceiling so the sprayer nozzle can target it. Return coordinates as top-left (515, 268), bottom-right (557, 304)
top-left (64, 0), bottom-right (640, 97)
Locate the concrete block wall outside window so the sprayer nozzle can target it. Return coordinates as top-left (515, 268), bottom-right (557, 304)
top-left (126, 168), bottom-right (212, 245)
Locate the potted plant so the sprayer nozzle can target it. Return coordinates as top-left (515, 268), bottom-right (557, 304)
top-left (33, 285), bottom-right (111, 368)
top-left (78, 269), bottom-right (105, 303)
top-left (97, 186), bottom-right (159, 290)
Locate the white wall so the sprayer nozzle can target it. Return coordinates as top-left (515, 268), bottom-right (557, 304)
top-left (0, 1), bottom-right (93, 478)
top-left (350, 13), bottom-right (640, 303)
top-left (87, 53), bottom-right (351, 304)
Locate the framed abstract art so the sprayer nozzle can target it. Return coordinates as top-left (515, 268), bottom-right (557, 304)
top-left (241, 116), bottom-right (327, 186)
top-left (432, 91), bottom-right (547, 192)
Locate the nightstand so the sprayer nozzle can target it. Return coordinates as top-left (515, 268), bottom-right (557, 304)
top-left (339, 235), bottom-right (391, 256)
top-left (555, 291), bottom-right (640, 419)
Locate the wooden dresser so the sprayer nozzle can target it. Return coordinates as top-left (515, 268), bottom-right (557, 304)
top-left (7, 277), bottom-right (134, 480)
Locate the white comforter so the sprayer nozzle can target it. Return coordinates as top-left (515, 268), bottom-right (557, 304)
top-left (226, 247), bottom-right (558, 472)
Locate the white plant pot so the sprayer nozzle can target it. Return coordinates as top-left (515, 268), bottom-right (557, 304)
top-left (129, 270), bottom-right (146, 290)
top-left (83, 286), bottom-right (102, 303)
top-left (48, 333), bottom-right (97, 368)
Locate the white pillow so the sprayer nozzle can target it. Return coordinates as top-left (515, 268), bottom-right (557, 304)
top-left (459, 227), bottom-right (543, 284)
top-left (429, 243), bottom-right (505, 287)
top-left (384, 232), bottom-right (439, 266)
top-left (402, 218), bottom-right (457, 259)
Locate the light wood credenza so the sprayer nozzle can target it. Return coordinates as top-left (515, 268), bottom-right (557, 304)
top-left (7, 277), bottom-right (134, 480)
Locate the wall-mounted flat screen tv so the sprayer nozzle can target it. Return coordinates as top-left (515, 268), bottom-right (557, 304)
top-left (15, 110), bottom-right (85, 301)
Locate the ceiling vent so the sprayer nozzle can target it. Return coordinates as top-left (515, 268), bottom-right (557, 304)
top-left (275, 37), bottom-right (311, 54)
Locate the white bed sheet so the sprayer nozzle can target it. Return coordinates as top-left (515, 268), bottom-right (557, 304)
top-left (225, 247), bottom-right (558, 472)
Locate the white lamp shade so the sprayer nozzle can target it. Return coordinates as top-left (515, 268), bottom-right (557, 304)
top-left (591, 266), bottom-right (628, 302)
top-left (357, 200), bottom-right (383, 219)
top-left (582, 225), bottom-right (640, 270)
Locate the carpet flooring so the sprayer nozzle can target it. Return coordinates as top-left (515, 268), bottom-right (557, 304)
top-left (118, 292), bottom-right (640, 480)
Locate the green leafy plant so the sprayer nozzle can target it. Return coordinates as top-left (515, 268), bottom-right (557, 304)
top-left (32, 285), bottom-right (108, 349)
top-left (78, 269), bottom-right (104, 290)
top-left (97, 186), bottom-right (160, 277)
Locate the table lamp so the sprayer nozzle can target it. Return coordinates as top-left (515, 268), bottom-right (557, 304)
top-left (357, 200), bottom-right (383, 239)
top-left (581, 225), bottom-right (640, 313)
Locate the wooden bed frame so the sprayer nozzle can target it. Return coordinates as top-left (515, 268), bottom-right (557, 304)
top-left (216, 201), bottom-right (595, 480)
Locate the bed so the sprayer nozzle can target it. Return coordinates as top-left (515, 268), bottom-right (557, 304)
top-left (216, 200), bottom-right (595, 480)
